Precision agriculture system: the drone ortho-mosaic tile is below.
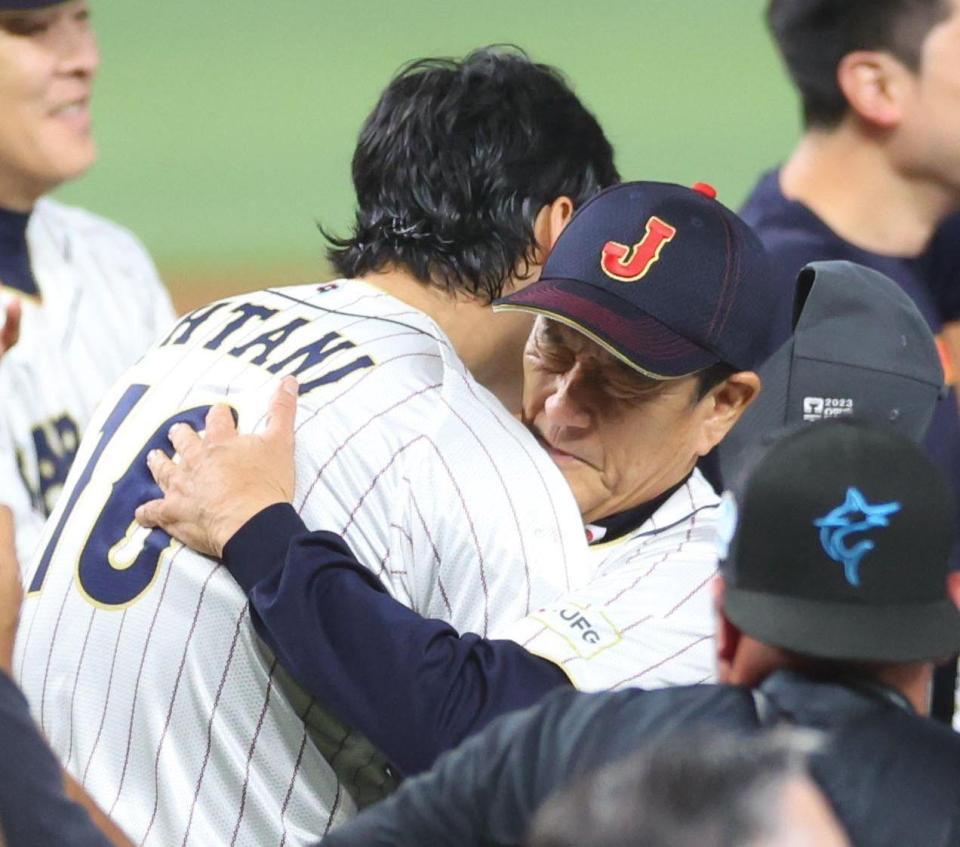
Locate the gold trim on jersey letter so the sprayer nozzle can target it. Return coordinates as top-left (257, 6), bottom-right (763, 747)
top-left (71, 392), bottom-right (239, 611)
top-left (493, 303), bottom-right (701, 381)
top-left (107, 517), bottom-right (154, 571)
top-left (76, 540), bottom-right (180, 612)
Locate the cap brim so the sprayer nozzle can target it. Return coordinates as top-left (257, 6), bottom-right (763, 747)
top-left (724, 585), bottom-right (960, 663)
top-left (494, 278), bottom-right (720, 379)
top-left (0, 1), bottom-right (69, 8)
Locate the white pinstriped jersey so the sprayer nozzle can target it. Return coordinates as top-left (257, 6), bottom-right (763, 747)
top-left (14, 280), bottom-right (591, 846)
top-left (497, 468), bottom-right (720, 691)
top-left (0, 198), bottom-right (175, 565)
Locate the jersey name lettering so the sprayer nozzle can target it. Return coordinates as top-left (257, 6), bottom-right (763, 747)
top-left (160, 298), bottom-right (374, 393)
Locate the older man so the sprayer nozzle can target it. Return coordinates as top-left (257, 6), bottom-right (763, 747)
top-left (138, 181), bottom-right (776, 775)
top-left (0, 0), bottom-right (174, 568)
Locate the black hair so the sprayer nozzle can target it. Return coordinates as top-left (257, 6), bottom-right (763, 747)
top-left (325, 46), bottom-right (619, 302)
top-left (766, 0), bottom-right (951, 128)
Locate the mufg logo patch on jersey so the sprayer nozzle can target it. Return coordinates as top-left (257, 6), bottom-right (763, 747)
top-left (813, 487), bottom-right (901, 587)
top-left (803, 397), bottom-right (854, 422)
top-left (601, 216), bottom-right (677, 282)
top-left (532, 602), bottom-right (622, 660)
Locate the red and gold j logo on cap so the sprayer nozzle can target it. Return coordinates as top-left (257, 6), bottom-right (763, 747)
top-left (601, 216), bottom-right (677, 282)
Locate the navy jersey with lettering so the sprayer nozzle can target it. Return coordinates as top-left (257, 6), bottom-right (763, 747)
top-left (13, 280), bottom-right (590, 846)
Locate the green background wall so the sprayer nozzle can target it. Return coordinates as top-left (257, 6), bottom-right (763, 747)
top-left (56, 1), bottom-right (800, 310)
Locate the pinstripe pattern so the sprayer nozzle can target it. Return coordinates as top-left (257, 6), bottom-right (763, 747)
top-left (499, 468), bottom-right (722, 693)
top-left (108, 546), bottom-right (186, 818)
top-left (0, 198), bottom-right (175, 566)
top-left (14, 279), bottom-right (588, 845)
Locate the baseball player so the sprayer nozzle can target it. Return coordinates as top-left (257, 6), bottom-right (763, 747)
top-left (14, 48), bottom-right (616, 845)
top-left (0, 0), bottom-right (175, 567)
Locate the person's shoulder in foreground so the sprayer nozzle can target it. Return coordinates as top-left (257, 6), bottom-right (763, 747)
top-left (0, 670), bottom-right (128, 847)
top-left (320, 418), bottom-right (960, 847)
top-left (528, 729), bottom-right (852, 847)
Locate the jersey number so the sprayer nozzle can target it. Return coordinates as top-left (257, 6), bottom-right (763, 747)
top-left (29, 385), bottom-right (213, 609)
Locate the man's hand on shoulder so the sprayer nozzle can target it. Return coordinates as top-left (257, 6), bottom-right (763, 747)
top-left (135, 376), bottom-right (299, 558)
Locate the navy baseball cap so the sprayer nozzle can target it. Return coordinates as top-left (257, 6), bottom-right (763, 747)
top-left (493, 181), bottom-right (776, 378)
top-left (0, 0), bottom-right (68, 7)
top-left (721, 419), bottom-right (960, 663)
top-left (717, 261), bottom-right (945, 488)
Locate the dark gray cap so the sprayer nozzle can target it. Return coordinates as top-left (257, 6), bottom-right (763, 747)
top-left (717, 260), bottom-right (944, 489)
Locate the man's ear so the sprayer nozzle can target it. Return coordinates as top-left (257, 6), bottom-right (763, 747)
top-left (837, 50), bottom-right (910, 129)
top-left (695, 371), bottom-right (761, 457)
top-left (947, 571), bottom-right (960, 610)
top-left (532, 197), bottom-right (575, 261)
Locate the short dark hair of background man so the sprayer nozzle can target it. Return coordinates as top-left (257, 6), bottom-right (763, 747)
top-left (529, 730), bottom-right (849, 847)
top-left (767, 0), bottom-right (951, 128)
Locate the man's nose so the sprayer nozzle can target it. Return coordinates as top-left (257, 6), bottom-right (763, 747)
top-left (58, 19), bottom-right (100, 79)
top-left (543, 373), bottom-right (591, 433)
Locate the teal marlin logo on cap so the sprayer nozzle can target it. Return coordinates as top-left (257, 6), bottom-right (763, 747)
top-left (814, 487), bottom-right (901, 587)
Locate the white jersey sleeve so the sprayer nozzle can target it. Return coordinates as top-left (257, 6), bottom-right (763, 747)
top-left (0, 199), bottom-right (175, 564)
top-left (496, 469), bottom-right (720, 691)
top-left (391, 343), bottom-right (592, 634)
top-left (14, 280), bottom-right (588, 846)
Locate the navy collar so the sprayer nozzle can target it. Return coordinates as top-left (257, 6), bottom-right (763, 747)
top-left (585, 475), bottom-right (690, 546)
top-left (760, 668), bottom-right (916, 719)
top-left (0, 205), bottom-right (38, 297)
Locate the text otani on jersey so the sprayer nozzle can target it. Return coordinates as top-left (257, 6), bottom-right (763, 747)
top-left (158, 288), bottom-right (376, 394)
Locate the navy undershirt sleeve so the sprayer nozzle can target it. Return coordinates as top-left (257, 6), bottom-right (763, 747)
top-left (223, 504), bottom-right (571, 776)
top-left (0, 671), bottom-right (114, 846)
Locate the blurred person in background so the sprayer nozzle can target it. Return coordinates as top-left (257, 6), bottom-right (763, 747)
top-left (741, 0), bottom-right (960, 721)
top-left (528, 731), bottom-right (850, 847)
top-left (0, 0), bottom-right (174, 572)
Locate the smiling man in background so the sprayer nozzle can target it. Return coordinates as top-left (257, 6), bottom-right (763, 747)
top-left (0, 0), bottom-right (174, 572)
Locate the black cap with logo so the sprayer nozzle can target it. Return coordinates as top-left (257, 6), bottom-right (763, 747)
top-left (493, 181), bottom-right (776, 379)
top-left (721, 418), bottom-right (960, 663)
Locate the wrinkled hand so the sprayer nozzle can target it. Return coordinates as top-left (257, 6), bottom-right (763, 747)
top-left (0, 505), bottom-right (22, 675)
top-left (135, 376), bottom-right (299, 558)
top-left (1, 298), bottom-right (21, 359)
